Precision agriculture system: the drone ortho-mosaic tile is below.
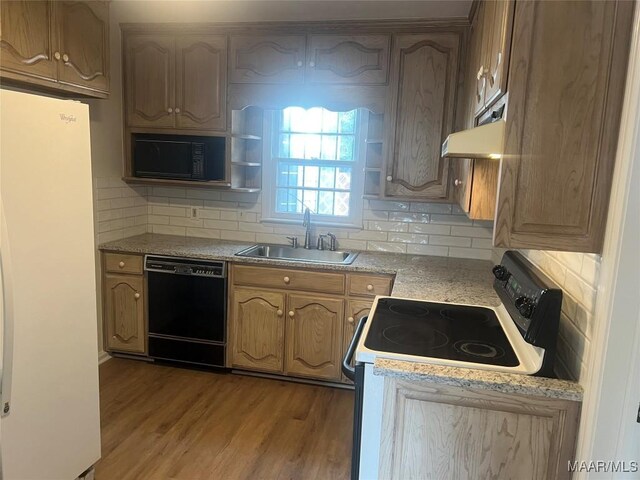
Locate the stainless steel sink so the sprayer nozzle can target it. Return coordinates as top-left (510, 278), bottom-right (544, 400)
top-left (235, 244), bottom-right (359, 265)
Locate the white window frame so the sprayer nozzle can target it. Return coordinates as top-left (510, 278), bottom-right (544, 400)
top-left (261, 108), bottom-right (366, 228)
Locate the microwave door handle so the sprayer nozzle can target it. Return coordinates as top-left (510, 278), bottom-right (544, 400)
top-left (342, 316), bottom-right (368, 381)
top-left (0, 198), bottom-right (14, 417)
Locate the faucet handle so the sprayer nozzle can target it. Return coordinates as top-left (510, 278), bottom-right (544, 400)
top-left (317, 234), bottom-right (327, 251)
top-left (286, 236), bottom-right (298, 248)
top-left (326, 232), bottom-right (337, 251)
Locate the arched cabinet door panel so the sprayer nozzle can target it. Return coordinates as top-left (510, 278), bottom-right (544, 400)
top-left (104, 274), bottom-right (145, 354)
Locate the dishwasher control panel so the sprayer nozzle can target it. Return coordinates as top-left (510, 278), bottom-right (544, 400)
top-left (144, 255), bottom-right (226, 277)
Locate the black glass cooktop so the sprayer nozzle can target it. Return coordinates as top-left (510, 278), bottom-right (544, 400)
top-left (365, 298), bottom-right (519, 367)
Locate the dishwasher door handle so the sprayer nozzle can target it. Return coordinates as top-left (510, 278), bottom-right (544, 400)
top-left (342, 316), bottom-right (368, 381)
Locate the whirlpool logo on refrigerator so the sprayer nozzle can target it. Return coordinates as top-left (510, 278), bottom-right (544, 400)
top-left (59, 113), bottom-right (77, 123)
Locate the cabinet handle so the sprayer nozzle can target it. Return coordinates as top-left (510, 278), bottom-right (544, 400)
top-left (297, 60), bottom-right (303, 68)
top-left (386, 175), bottom-right (393, 182)
top-left (134, 292), bottom-right (140, 300)
top-left (62, 53), bottom-right (69, 62)
top-left (347, 316), bottom-right (354, 324)
top-left (118, 261), bottom-right (125, 268)
top-left (175, 108), bottom-right (181, 113)
top-left (54, 51), bottom-right (61, 60)
top-left (476, 65), bottom-right (487, 102)
top-left (454, 179), bottom-right (462, 187)
top-left (167, 108), bottom-right (173, 114)
top-left (366, 284), bottom-right (374, 292)
top-left (490, 52), bottom-right (502, 87)
top-left (283, 276), bottom-right (290, 284)
top-left (288, 310), bottom-right (295, 317)
top-left (276, 309), bottom-right (283, 317)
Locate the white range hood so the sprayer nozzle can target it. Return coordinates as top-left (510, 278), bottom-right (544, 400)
top-left (441, 119), bottom-right (505, 159)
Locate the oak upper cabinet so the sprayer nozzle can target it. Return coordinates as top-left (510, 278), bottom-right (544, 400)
top-left (285, 294), bottom-right (344, 381)
top-left (56, 1), bottom-right (109, 93)
top-left (306, 35), bottom-right (390, 85)
top-left (229, 34), bottom-right (306, 84)
top-left (124, 34), bottom-right (175, 128)
top-left (0, 1), bottom-right (57, 82)
top-left (0, 0), bottom-right (109, 98)
top-left (230, 288), bottom-right (285, 374)
top-left (104, 274), bottom-right (145, 354)
top-left (123, 31), bottom-right (227, 132)
top-left (494, 0), bottom-right (633, 252)
top-left (384, 33), bottom-right (461, 200)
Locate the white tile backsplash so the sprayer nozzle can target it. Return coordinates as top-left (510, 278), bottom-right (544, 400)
top-left (93, 177), bottom-right (148, 245)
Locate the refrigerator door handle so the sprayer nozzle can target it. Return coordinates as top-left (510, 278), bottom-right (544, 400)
top-left (0, 198), bottom-right (14, 417)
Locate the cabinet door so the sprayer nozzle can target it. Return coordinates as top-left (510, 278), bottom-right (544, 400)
top-left (483, 0), bottom-right (515, 108)
top-left (230, 288), bottom-right (285, 373)
top-left (0, 1), bottom-right (57, 82)
top-left (285, 294), bottom-right (344, 381)
top-left (229, 34), bottom-right (306, 84)
top-left (306, 34), bottom-right (390, 85)
top-left (175, 35), bottom-right (227, 131)
top-left (104, 274), bottom-right (145, 354)
top-left (342, 301), bottom-right (371, 383)
top-left (56, 1), bottom-right (109, 94)
top-left (468, 1), bottom-right (487, 117)
top-left (124, 34), bottom-right (175, 128)
top-left (385, 33), bottom-right (460, 200)
top-left (494, 0), bottom-right (632, 252)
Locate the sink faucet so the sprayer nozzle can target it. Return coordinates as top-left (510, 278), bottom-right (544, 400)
top-left (326, 232), bottom-right (337, 251)
top-left (302, 208), bottom-right (312, 249)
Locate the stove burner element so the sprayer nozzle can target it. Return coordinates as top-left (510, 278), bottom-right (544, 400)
top-left (454, 340), bottom-right (505, 359)
top-left (388, 302), bottom-right (430, 317)
top-left (382, 324), bottom-right (448, 350)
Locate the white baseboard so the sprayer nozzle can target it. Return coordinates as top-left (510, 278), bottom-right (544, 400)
top-left (98, 350), bottom-right (111, 365)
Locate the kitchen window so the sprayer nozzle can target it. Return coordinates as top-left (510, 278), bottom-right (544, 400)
top-left (263, 106), bottom-right (365, 227)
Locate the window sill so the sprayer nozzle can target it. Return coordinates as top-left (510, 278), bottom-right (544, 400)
top-left (260, 217), bottom-right (362, 229)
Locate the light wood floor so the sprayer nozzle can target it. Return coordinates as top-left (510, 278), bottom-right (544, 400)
top-left (95, 359), bottom-right (354, 480)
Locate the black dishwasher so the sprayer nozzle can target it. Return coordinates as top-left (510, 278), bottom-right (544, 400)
top-left (145, 255), bottom-right (227, 368)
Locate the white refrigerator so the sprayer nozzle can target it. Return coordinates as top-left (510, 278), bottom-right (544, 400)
top-left (0, 90), bottom-right (101, 479)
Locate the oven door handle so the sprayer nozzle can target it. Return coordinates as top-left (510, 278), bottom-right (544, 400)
top-left (342, 316), bottom-right (368, 381)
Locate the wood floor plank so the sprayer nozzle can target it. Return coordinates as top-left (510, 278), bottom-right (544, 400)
top-left (95, 359), bottom-right (353, 479)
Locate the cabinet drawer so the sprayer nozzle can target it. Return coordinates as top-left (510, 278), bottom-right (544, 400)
top-left (233, 265), bottom-right (345, 295)
top-left (104, 253), bottom-right (143, 275)
top-left (348, 274), bottom-right (393, 297)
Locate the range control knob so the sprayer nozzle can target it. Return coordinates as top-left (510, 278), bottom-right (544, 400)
top-left (515, 296), bottom-right (535, 318)
top-left (492, 265), bottom-right (510, 281)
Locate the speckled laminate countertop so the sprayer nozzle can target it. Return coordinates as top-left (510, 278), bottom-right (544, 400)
top-left (99, 233), bottom-right (501, 306)
top-left (99, 233), bottom-right (581, 401)
top-left (373, 358), bottom-right (582, 401)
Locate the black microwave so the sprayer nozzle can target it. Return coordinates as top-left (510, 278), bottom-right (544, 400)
top-left (133, 133), bottom-right (225, 181)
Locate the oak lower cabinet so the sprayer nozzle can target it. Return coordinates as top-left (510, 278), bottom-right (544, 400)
top-left (230, 288), bottom-right (285, 373)
top-left (229, 264), bottom-right (394, 383)
top-left (123, 29), bottom-right (227, 131)
top-left (0, 0), bottom-right (109, 98)
top-left (285, 294), bottom-right (344, 380)
top-left (384, 32), bottom-right (461, 200)
top-left (104, 274), bottom-right (146, 354)
top-left (379, 377), bottom-right (580, 480)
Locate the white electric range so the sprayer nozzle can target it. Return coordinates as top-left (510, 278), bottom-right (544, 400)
top-left (342, 251), bottom-right (563, 479)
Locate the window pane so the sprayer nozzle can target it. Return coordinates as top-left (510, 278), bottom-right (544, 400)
top-left (318, 191), bottom-right (335, 215)
top-left (338, 135), bottom-right (355, 161)
top-left (320, 135), bottom-right (337, 160)
top-left (334, 192), bottom-right (350, 216)
top-left (289, 107), bottom-right (306, 132)
top-left (306, 108), bottom-right (323, 133)
top-left (303, 166), bottom-right (319, 188)
top-left (336, 167), bottom-right (352, 190)
top-left (303, 189), bottom-right (317, 213)
top-left (276, 188), bottom-right (303, 213)
top-left (282, 109), bottom-right (291, 131)
top-left (290, 134), bottom-right (306, 159)
top-left (322, 110), bottom-right (339, 133)
top-left (339, 110), bottom-right (356, 134)
top-left (319, 166), bottom-right (336, 189)
top-left (278, 133), bottom-right (290, 158)
top-left (304, 133), bottom-right (321, 159)
top-left (277, 163), bottom-right (289, 187)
